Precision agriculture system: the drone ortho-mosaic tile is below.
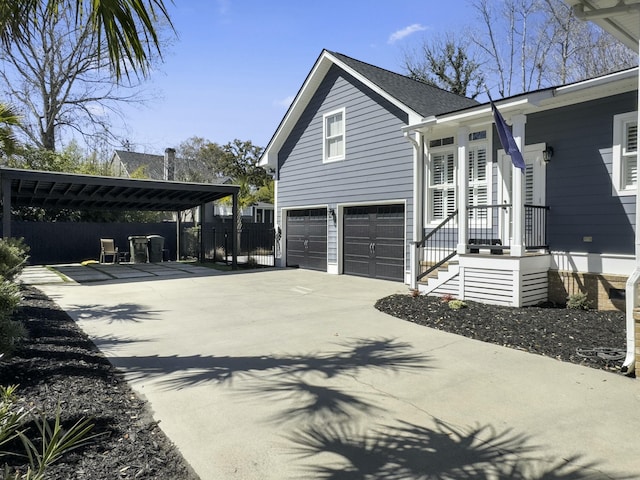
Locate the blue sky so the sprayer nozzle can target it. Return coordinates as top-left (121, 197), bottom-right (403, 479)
top-left (117, 0), bottom-right (476, 154)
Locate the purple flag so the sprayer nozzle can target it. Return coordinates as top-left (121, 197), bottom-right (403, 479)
top-left (490, 100), bottom-right (526, 173)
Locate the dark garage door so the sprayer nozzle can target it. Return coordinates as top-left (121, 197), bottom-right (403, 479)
top-left (344, 204), bottom-right (405, 281)
top-left (286, 208), bottom-right (327, 271)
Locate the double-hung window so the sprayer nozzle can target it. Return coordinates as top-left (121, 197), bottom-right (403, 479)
top-left (613, 112), bottom-right (638, 195)
top-left (429, 149), bottom-right (456, 222)
top-left (468, 133), bottom-right (488, 222)
top-left (428, 131), bottom-right (490, 224)
top-left (323, 108), bottom-right (345, 162)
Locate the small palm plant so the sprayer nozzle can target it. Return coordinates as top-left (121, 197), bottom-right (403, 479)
top-left (1, 385), bottom-right (100, 480)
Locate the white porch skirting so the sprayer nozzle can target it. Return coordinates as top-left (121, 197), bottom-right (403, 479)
top-left (456, 254), bottom-right (551, 307)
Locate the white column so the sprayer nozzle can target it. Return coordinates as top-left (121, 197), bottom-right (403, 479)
top-left (510, 114), bottom-right (527, 257)
top-left (410, 131), bottom-right (424, 289)
top-left (457, 126), bottom-right (470, 254)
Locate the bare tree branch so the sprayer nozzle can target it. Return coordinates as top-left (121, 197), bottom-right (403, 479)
top-left (0, 3), bottom-right (158, 151)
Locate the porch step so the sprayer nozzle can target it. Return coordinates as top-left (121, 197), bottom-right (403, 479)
top-left (418, 260), bottom-right (460, 296)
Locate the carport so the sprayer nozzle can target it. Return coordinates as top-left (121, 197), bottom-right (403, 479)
top-left (0, 167), bottom-right (240, 267)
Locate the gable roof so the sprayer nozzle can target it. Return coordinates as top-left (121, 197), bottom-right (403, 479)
top-left (261, 49), bottom-right (478, 167)
top-left (329, 51), bottom-right (479, 117)
top-left (113, 150), bottom-right (165, 179)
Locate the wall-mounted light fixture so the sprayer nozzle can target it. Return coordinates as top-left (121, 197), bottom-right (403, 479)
top-left (329, 208), bottom-right (337, 225)
top-left (543, 146), bottom-right (554, 163)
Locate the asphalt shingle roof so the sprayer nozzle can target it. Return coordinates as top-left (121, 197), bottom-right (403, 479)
top-left (113, 150), bottom-right (165, 180)
top-left (329, 51), bottom-right (479, 117)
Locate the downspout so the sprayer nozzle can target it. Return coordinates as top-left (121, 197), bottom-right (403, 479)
top-left (404, 130), bottom-right (422, 290)
top-left (621, 58), bottom-right (640, 376)
top-left (623, 270), bottom-right (637, 375)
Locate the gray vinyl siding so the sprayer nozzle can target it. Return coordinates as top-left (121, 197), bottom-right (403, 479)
top-left (525, 92), bottom-right (636, 255)
top-left (277, 65), bottom-right (414, 267)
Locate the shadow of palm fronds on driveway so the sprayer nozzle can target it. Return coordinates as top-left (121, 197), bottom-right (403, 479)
top-left (64, 302), bottom-right (164, 324)
top-left (288, 418), bottom-right (632, 480)
top-left (110, 337), bottom-right (430, 390)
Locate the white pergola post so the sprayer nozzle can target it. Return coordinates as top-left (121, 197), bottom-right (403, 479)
top-left (510, 114), bottom-right (527, 257)
top-left (457, 127), bottom-right (470, 254)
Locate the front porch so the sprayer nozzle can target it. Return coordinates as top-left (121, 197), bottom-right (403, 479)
top-left (414, 204), bottom-right (551, 307)
top-left (420, 252), bottom-right (551, 307)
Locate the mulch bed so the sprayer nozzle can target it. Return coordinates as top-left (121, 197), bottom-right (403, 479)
top-left (375, 293), bottom-right (629, 373)
top-left (0, 286), bottom-right (199, 480)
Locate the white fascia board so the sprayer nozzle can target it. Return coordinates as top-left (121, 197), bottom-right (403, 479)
top-left (554, 67), bottom-right (638, 96)
top-left (406, 97), bottom-right (538, 133)
top-left (260, 52), bottom-right (334, 168)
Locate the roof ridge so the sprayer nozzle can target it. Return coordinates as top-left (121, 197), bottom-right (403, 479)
top-left (327, 50), bottom-right (474, 101)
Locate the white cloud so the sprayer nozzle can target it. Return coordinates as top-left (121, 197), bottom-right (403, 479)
top-left (273, 95), bottom-right (295, 108)
top-left (387, 23), bottom-right (427, 44)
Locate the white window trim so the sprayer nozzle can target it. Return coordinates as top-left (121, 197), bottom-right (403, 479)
top-left (426, 146), bottom-right (456, 225)
top-left (612, 111), bottom-right (637, 196)
top-left (323, 108), bottom-right (346, 163)
top-left (467, 139), bottom-right (493, 228)
top-left (425, 130), bottom-right (493, 226)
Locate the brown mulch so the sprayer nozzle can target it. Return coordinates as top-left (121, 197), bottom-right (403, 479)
top-left (0, 286), bottom-right (199, 480)
top-left (375, 293), bottom-right (628, 373)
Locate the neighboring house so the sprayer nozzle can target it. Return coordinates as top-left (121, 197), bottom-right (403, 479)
top-left (111, 148), bottom-right (176, 180)
top-left (261, 49), bottom-right (477, 281)
top-left (212, 202), bottom-right (273, 222)
top-left (261, 49), bottom-right (640, 374)
top-left (112, 149), bottom-right (272, 223)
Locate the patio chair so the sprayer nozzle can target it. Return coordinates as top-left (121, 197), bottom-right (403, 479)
top-left (99, 238), bottom-right (119, 264)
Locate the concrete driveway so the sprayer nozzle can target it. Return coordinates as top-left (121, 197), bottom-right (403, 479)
top-left (35, 268), bottom-right (640, 479)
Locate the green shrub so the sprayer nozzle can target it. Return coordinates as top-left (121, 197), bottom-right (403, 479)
top-left (0, 238), bottom-right (29, 282)
top-left (0, 280), bottom-right (25, 356)
top-left (0, 280), bottom-right (22, 314)
top-left (566, 292), bottom-right (591, 310)
top-left (448, 299), bottom-right (467, 310)
top-left (0, 317), bottom-right (25, 357)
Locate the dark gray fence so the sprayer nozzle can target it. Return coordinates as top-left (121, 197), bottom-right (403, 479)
top-left (183, 221), bottom-right (275, 267)
top-left (6, 221), bottom-right (182, 264)
top-left (4, 219), bottom-right (275, 266)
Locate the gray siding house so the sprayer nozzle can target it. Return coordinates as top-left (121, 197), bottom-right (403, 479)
top-left (261, 50), bottom-right (477, 282)
top-left (261, 49), bottom-right (639, 375)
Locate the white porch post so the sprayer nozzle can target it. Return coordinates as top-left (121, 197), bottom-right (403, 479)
top-left (410, 131), bottom-right (424, 290)
top-left (457, 127), bottom-right (470, 254)
top-left (510, 114), bottom-right (527, 257)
